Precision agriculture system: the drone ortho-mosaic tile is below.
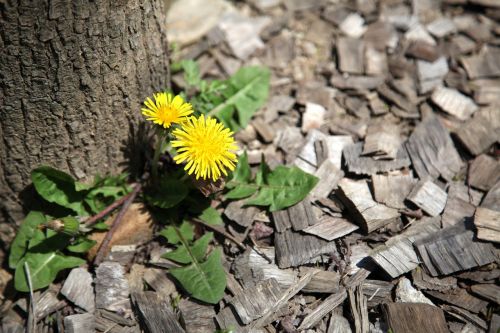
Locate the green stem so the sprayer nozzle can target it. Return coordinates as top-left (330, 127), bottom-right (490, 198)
top-left (152, 130), bottom-right (165, 182)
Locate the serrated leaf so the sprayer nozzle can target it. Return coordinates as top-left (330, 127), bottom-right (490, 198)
top-left (162, 232), bottom-right (213, 264)
top-left (255, 156), bottom-right (271, 186)
top-left (159, 221), bottom-right (194, 245)
top-left (181, 60), bottom-right (202, 88)
top-left (209, 66), bottom-right (270, 130)
top-left (169, 248), bottom-right (226, 304)
top-left (224, 185), bottom-right (258, 199)
top-left (67, 237), bottom-right (96, 253)
top-left (31, 166), bottom-right (88, 216)
top-left (8, 212), bottom-right (46, 269)
top-left (145, 178), bottom-right (189, 209)
top-left (245, 166), bottom-right (319, 211)
top-left (199, 207), bottom-right (223, 226)
top-left (14, 252), bottom-right (85, 292)
top-left (226, 152), bottom-right (251, 188)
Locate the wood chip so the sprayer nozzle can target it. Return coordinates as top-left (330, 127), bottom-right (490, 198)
top-left (442, 183), bottom-right (482, 227)
top-left (382, 303), bottom-right (448, 333)
top-left (414, 221), bottom-right (498, 276)
top-left (302, 102), bottom-right (326, 133)
top-left (362, 279), bottom-right (394, 307)
top-left (343, 142), bottom-right (411, 175)
top-left (395, 277), bottom-right (434, 305)
top-left (302, 215), bottom-right (359, 241)
top-left (142, 268), bottom-right (177, 296)
top-left (132, 291), bottom-right (184, 333)
top-left (370, 217), bottom-right (440, 278)
top-left (348, 286), bottom-right (369, 333)
top-left (416, 57), bottom-right (449, 93)
top-left (337, 178), bottom-right (400, 233)
top-left (474, 207), bottom-right (500, 243)
top-left (442, 305), bottom-right (488, 331)
top-left (372, 173), bottom-right (417, 209)
top-left (178, 299), bottom-right (216, 333)
top-left (431, 86), bottom-right (478, 120)
top-left (460, 46), bottom-right (500, 79)
top-left (253, 118), bottom-right (275, 143)
top-left (339, 13), bottom-right (366, 38)
top-left (405, 115), bottom-right (463, 181)
top-left (64, 313), bottom-right (96, 333)
top-left (337, 37), bottom-right (365, 74)
top-left (298, 289), bottom-right (348, 330)
top-left (61, 267), bottom-right (95, 313)
top-left (407, 180), bottom-right (448, 217)
top-left (426, 17), bottom-right (456, 38)
top-left (328, 313), bottom-right (352, 333)
top-left (456, 107), bottom-right (500, 155)
top-left (365, 47), bottom-right (388, 75)
top-left (412, 267), bottom-right (457, 292)
top-left (425, 289), bottom-right (488, 313)
top-left (405, 41), bottom-right (440, 62)
top-left (311, 159), bottom-right (344, 199)
top-left (274, 228), bottom-right (337, 268)
top-left (224, 199), bottom-right (260, 227)
top-left (330, 75), bottom-right (384, 90)
top-left (271, 199), bottom-right (317, 232)
top-left (362, 122), bottom-right (401, 160)
top-left (468, 154), bottom-right (500, 191)
top-left (470, 283), bottom-right (500, 305)
top-left (95, 261), bottom-right (131, 313)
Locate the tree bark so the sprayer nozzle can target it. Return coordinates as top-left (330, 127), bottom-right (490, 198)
top-left (0, 0), bottom-right (169, 230)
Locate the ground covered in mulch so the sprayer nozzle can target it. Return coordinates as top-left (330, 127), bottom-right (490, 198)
top-left (1, 0), bottom-right (500, 332)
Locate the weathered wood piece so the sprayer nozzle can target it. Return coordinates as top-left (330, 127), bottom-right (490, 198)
top-left (460, 46), bottom-right (500, 79)
top-left (416, 57), bottom-right (449, 93)
top-left (252, 118), bottom-right (275, 143)
top-left (405, 116), bottom-right (463, 181)
top-left (311, 159), bottom-right (344, 199)
top-left (302, 215), bottom-right (359, 241)
top-left (224, 200), bottom-right (259, 227)
top-left (297, 289), bottom-right (347, 330)
top-left (362, 122), bottom-right (401, 160)
top-left (274, 228), bottom-right (337, 268)
top-left (337, 37), bottom-right (365, 74)
top-left (328, 313), bottom-right (352, 333)
top-left (248, 270), bottom-right (317, 330)
top-left (330, 75), bottom-right (384, 90)
top-left (132, 291), bottom-right (185, 333)
top-left (61, 267), bottom-right (95, 313)
top-left (348, 286), bottom-right (369, 333)
top-left (489, 314), bottom-right (500, 333)
top-left (414, 221), bottom-right (498, 276)
top-left (271, 199), bottom-right (317, 232)
top-left (362, 280), bottom-right (394, 307)
top-left (365, 47), bottom-right (388, 75)
top-left (337, 178), bottom-right (400, 233)
top-left (442, 183), bottom-right (482, 227)
top-left (300, 268), bottom-right (341, 294)
top-left (425, 289), bottom-right (488, 313)
top-left (431, 86), bottom-right (478, 120)
top-left (474, 207), bottom-right (500, 243)
top-left (339, 13), bottom-right (366, 38)
top-left (442, 305), bottom-right (488, 331)
top-left (178, 299), bottom-right (216, 333)
top-left (426, 17), bottom-right (456, 38)
top-left (412, 268), bottom-right (457, 292)
top-left (407, 180), bottom-right (447, 217)
top-left (482, 181), bottom-right (500, 211)
top-left (468, 154), bottom-right (500, 191)
top-left (382, 303), bottom-right (448, 333)
top-left (143, 268), bottom-right (177, 296)
top-left (405, 41), bottom-right (440, 62)
top-left (302, 102), bottom-right (326, 133)
top-left (343, 142), bottom-right (411, 175)
top-left (456, 107), bottom-right (500, 156)
top-left (95, 261), bottom-right (130, 313)
top-left (377, 84), bottom-right (416, 114)
top-left (470, 283), bottom-right (500, 305)
top-left (372, 173), bottom-right (417, 209)
top-left (371, 217), bottom-right (440, 278)
top-left (229, 278), bottom-right (283, 325)
top-left (64, 313), bottom-right (96, 333)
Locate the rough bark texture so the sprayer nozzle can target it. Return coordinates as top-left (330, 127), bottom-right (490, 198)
top-left (0, 0), bottom-right (169, 229)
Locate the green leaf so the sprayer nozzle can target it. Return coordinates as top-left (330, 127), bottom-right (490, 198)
top-left (181, 60), bottom-right (202, 88)
top-left (198, 207), bottom-right (223, 226)
top-left (162, 232), bottom-right (213, 264)
top-left (224, 185), bottom-right (258, 200)
top-left (31, 166), bottom-right (88, 216)
top-left (91, 222), bottom-right (109, 230)
top-left (208, 66), bottom-right (270, 130)
top-left (255, 156), bottom-right (271, 186)
top-left (14, 252), bottom-right (85, 292)
top-left (226, 152), bottom-right (251, 188)
top-left (169, 248), bottom-right (226, 304)
top-left (159, 221), bottom-right (194, 245)
top-left (245, 166), bottom-right (319, 211)
top-left (145, 178), bottom-right (189, 209)
top-left (9, 212), bottom-right (46, 269)
top-left (67, 237), bottom-right (97, 253)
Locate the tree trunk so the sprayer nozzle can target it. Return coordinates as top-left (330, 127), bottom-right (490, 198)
top-left (0, 0), bottom-right (169, 230)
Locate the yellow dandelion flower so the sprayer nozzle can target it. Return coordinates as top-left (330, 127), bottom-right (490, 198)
top-left (172, 115), bottom-right (238, 181)
top-left (141, 92), bottom-right (193, 128)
